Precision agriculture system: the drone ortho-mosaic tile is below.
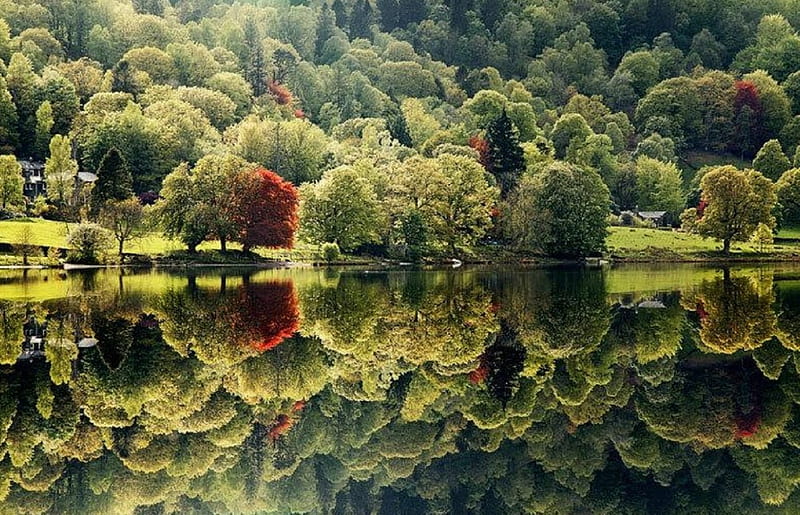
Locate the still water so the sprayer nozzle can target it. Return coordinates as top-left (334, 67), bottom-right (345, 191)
top-left (0, 264), bottom-right (800, 514)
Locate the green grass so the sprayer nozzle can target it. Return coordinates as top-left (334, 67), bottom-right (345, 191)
top-left (778, 225), bottom-right (800, 240)
top-left (0, 218), bottom-right (352, 263)
top-left (607, 226), bottom-right (800, 259)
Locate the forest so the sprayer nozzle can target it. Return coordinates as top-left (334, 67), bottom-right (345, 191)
top-left (3, 0), bottom-right (800, 260)
top-left (0, 266), bottom-right (799, 513)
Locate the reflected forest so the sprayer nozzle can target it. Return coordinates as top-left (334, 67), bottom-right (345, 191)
top-left (2, 267), bottom-right (800, 513)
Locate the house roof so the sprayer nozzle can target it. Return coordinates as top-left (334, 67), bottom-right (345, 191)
top-left (18, 160), bottom-right (44, 171)
top-left (637, 211), bottom-right (667, 219)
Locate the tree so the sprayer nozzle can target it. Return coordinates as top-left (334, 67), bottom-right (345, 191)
top-left (99, 198), bottom-right (144, 258)
top-left (350, 0), bottom-right (375, 40)
top-left (634, 157), bottom-right (685, 219)
top-left (752, 222), bottom-right (774, 253)
top-left (34, 101), bottom-right (53, 159)
top-left (428, 154), bottom-right (499, 252)
top-left (229, 168), bottom-right (299, 253)
top-left (753, 139), bottom-right (792, 181)
top-left (682, 166), bottom-right (777, 253)
top-left (486, 110), bottom-right (525, 197)
top-left (0, 77), bottom-right (18, 153)
top-left (316, 3), bottom-right (338, 59)
top-left (91, 148), bottom-right (133, 215)
top-left (299, 166), bottom-right (383, 252)
top-left (777, 168), bottom-right (800, 224)
top-left (505, 162), bottom-right (610, 257)
top-left (12, 224), bottom-right (37, 265)
top-left (44, 135), bottom-right (78, 212)
top-left (377, 0), bottom-right (399, 32)
top-left (66, 223), bottom-right (110, 263)
top-left (6, 53), bottom-right (38, 157)
top-left (243, 19), bottom-right (266, 97)
top-left (0, 155), bottom-right (23, 212)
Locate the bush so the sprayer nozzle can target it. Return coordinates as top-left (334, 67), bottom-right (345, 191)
top-left (321, 242), bottom-right (341, 262)
top-left (66, 223), bottom-right (111, 264)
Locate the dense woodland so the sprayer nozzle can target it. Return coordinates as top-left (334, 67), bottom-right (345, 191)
top-left (4, 1), bottom-right (800, 258)
top-left (1, 268), bottom-right (800, 512)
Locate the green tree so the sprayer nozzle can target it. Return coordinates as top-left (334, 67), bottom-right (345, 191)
top-left (91, 148), bottom-right (133, 215)
top-left (753, 139), bottom-right (792, 181)
top-left (777, 168), bottom-right (800, 224)
top-left (634, 157), bottom-right (685, 219)
top-left (6, 53), bottom-right (39, 157)
top-left (0, 155), bottom-right (23, 211)
top-left (99, 198), bottom-right (144, 258)
top-left (34, 100), bottom-right (53, 159)
top-left (486, 110), bottom-right (525, 197)
top-left (505, 162), bottom-right (610, 257)
top-left (683, 166), bottom-right (777, 253)
top-left (44, 134), bottom-right (78, 211)
top-left (0, 76), bottom-right (18, 153)
top-left (299, 166), bottom-right (383, 252)
top-left (752, 222), bottom-right (774, 252)
top-left (242, 19), bottom-right (266, 97)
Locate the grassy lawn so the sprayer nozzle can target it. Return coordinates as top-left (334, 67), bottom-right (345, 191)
top-left (0, 218), bottom-right (337, 262)
top-left (778, 225), bottom-right (800, 240)
top-left (607, 226), bottom-right (800, 259)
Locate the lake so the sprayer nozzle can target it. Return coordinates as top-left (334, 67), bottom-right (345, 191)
top-left (1, 264), bottom-right (800, 513)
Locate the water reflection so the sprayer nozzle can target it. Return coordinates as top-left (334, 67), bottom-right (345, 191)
top-left (1, 266), bottom-right (800, 512)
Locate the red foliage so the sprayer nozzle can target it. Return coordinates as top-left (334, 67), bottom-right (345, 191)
top-left (293, 109), bottom-right (305, 119)
top-left (468, 354), bottom-right (489, 384)
top-left (489, 302), bottom-right (501, 314)
top-left (734, 80), bottom-right (762, 115)
top-left (230, 167), bottom-right (299, 252)
top-left (292, 400), bottom-right (306, 412)
top-left (268, 81), bottom-right (293, 106)
top-left (242, 280), bottom-right (300, 352)
top-left (469, 135), bottom-right (491, 170)
top-left (735, 412), bottom-right (761, 439)
top-left (696, 199), bottom-right (707, 217)
top-left (268, 414), bottom-right (294, 442)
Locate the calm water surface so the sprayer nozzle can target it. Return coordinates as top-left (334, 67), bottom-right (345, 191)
top-left (0, 264), bottom-right (799, 514)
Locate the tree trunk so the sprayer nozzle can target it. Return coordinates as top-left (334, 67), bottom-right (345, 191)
top-left (220, 237), bottom-right (227, 252)
top-left (188, 243), bottom-right (197, 253)
top-left (723, 238), bottom-right (731, 254)
top-left (243, 243), bottom-right (251, 254)
top-left (118, 239), bottom-right (124, 258)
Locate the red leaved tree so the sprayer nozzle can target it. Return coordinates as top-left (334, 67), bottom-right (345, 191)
top-left (732, 80), bottom-right (764, 157)
top-left (229, 167), bottom-right (299, 253)
top-left (268, 80), bottom-right (294, 106)
top-left (468, 134), bottom-right (491, 170)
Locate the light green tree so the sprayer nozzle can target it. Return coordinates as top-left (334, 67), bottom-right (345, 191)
top-left (0, 155), bottom-right (23, 211)
top-left (44, 135), bottom-right (78, 210)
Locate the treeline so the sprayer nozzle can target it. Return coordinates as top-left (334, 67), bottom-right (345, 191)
top-left (3, 1), bottom-right (800, 257)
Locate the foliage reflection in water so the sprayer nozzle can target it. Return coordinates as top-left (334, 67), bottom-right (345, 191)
top-left (1, 266), bottom-right (800, 513)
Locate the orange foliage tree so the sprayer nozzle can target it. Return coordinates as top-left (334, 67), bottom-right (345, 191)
top-left (229, 167), bottom-right (299, 253)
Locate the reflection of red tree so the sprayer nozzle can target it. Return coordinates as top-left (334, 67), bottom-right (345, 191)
top-left (696, 301), bottom-right (708, 322)
top-left (292, 400), bottom-right (306, 412)
top-left (468, 354), bottom-right (489, 384)
top-left (236, 281), bottom-right (300, 352)
top-left (735, 412), bottom-right (761, 439)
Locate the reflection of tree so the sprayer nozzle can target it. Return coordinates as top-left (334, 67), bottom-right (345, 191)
top-left (158, 277), bottom-right (300, 367)
top-left (483, 322), bottom-right (526, 408)
top-left (682, 270), bottom-right (776, 354)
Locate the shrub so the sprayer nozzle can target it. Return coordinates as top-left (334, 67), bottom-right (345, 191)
top-left (66, 223), bottom-right (111, 264)
top-left (321, 242), bottom-right (341, 262)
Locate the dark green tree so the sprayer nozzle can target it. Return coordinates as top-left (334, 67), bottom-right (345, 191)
top-left (316, 3), bottom-right (337, 59)
top-left (385, 103), bottom-right (412, 147)
top-left (331, 0), bottom-right (348, 30)
top-left (243, 19), bottom-right (266, 97)
top-left (486, 110), bottom-right (525, 197)
top-left (376, 0), bottom-right (399, 32)
top-left (350, 0), bottom-right (375, 40)
top-left (91, 148), bottom-right (133, 215)
top-left (398, 0), bottom-right (427, 28)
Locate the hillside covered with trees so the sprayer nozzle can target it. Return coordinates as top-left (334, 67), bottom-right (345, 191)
top-left (4, 0), bottom-right (800, 259)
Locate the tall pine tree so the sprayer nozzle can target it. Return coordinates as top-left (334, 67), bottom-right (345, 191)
top-left (316, 3), bottom-right (337, 59)
top-left (385, 102), bottom-right (412, 147)
top-left (91, 147), bottom-right (133, 215)
top-left (331, 0), bottom-right (348, 31)
top-left (486, 110), bottom-right (525, 197)
top-left (376, 0), bottom-right (399, 32)
top-left (398, 0), bottom-right (427, 28)
top-left (350, 0), bottom-right (374, 40)
top-left (243, 19), bottom-right (266, 97)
